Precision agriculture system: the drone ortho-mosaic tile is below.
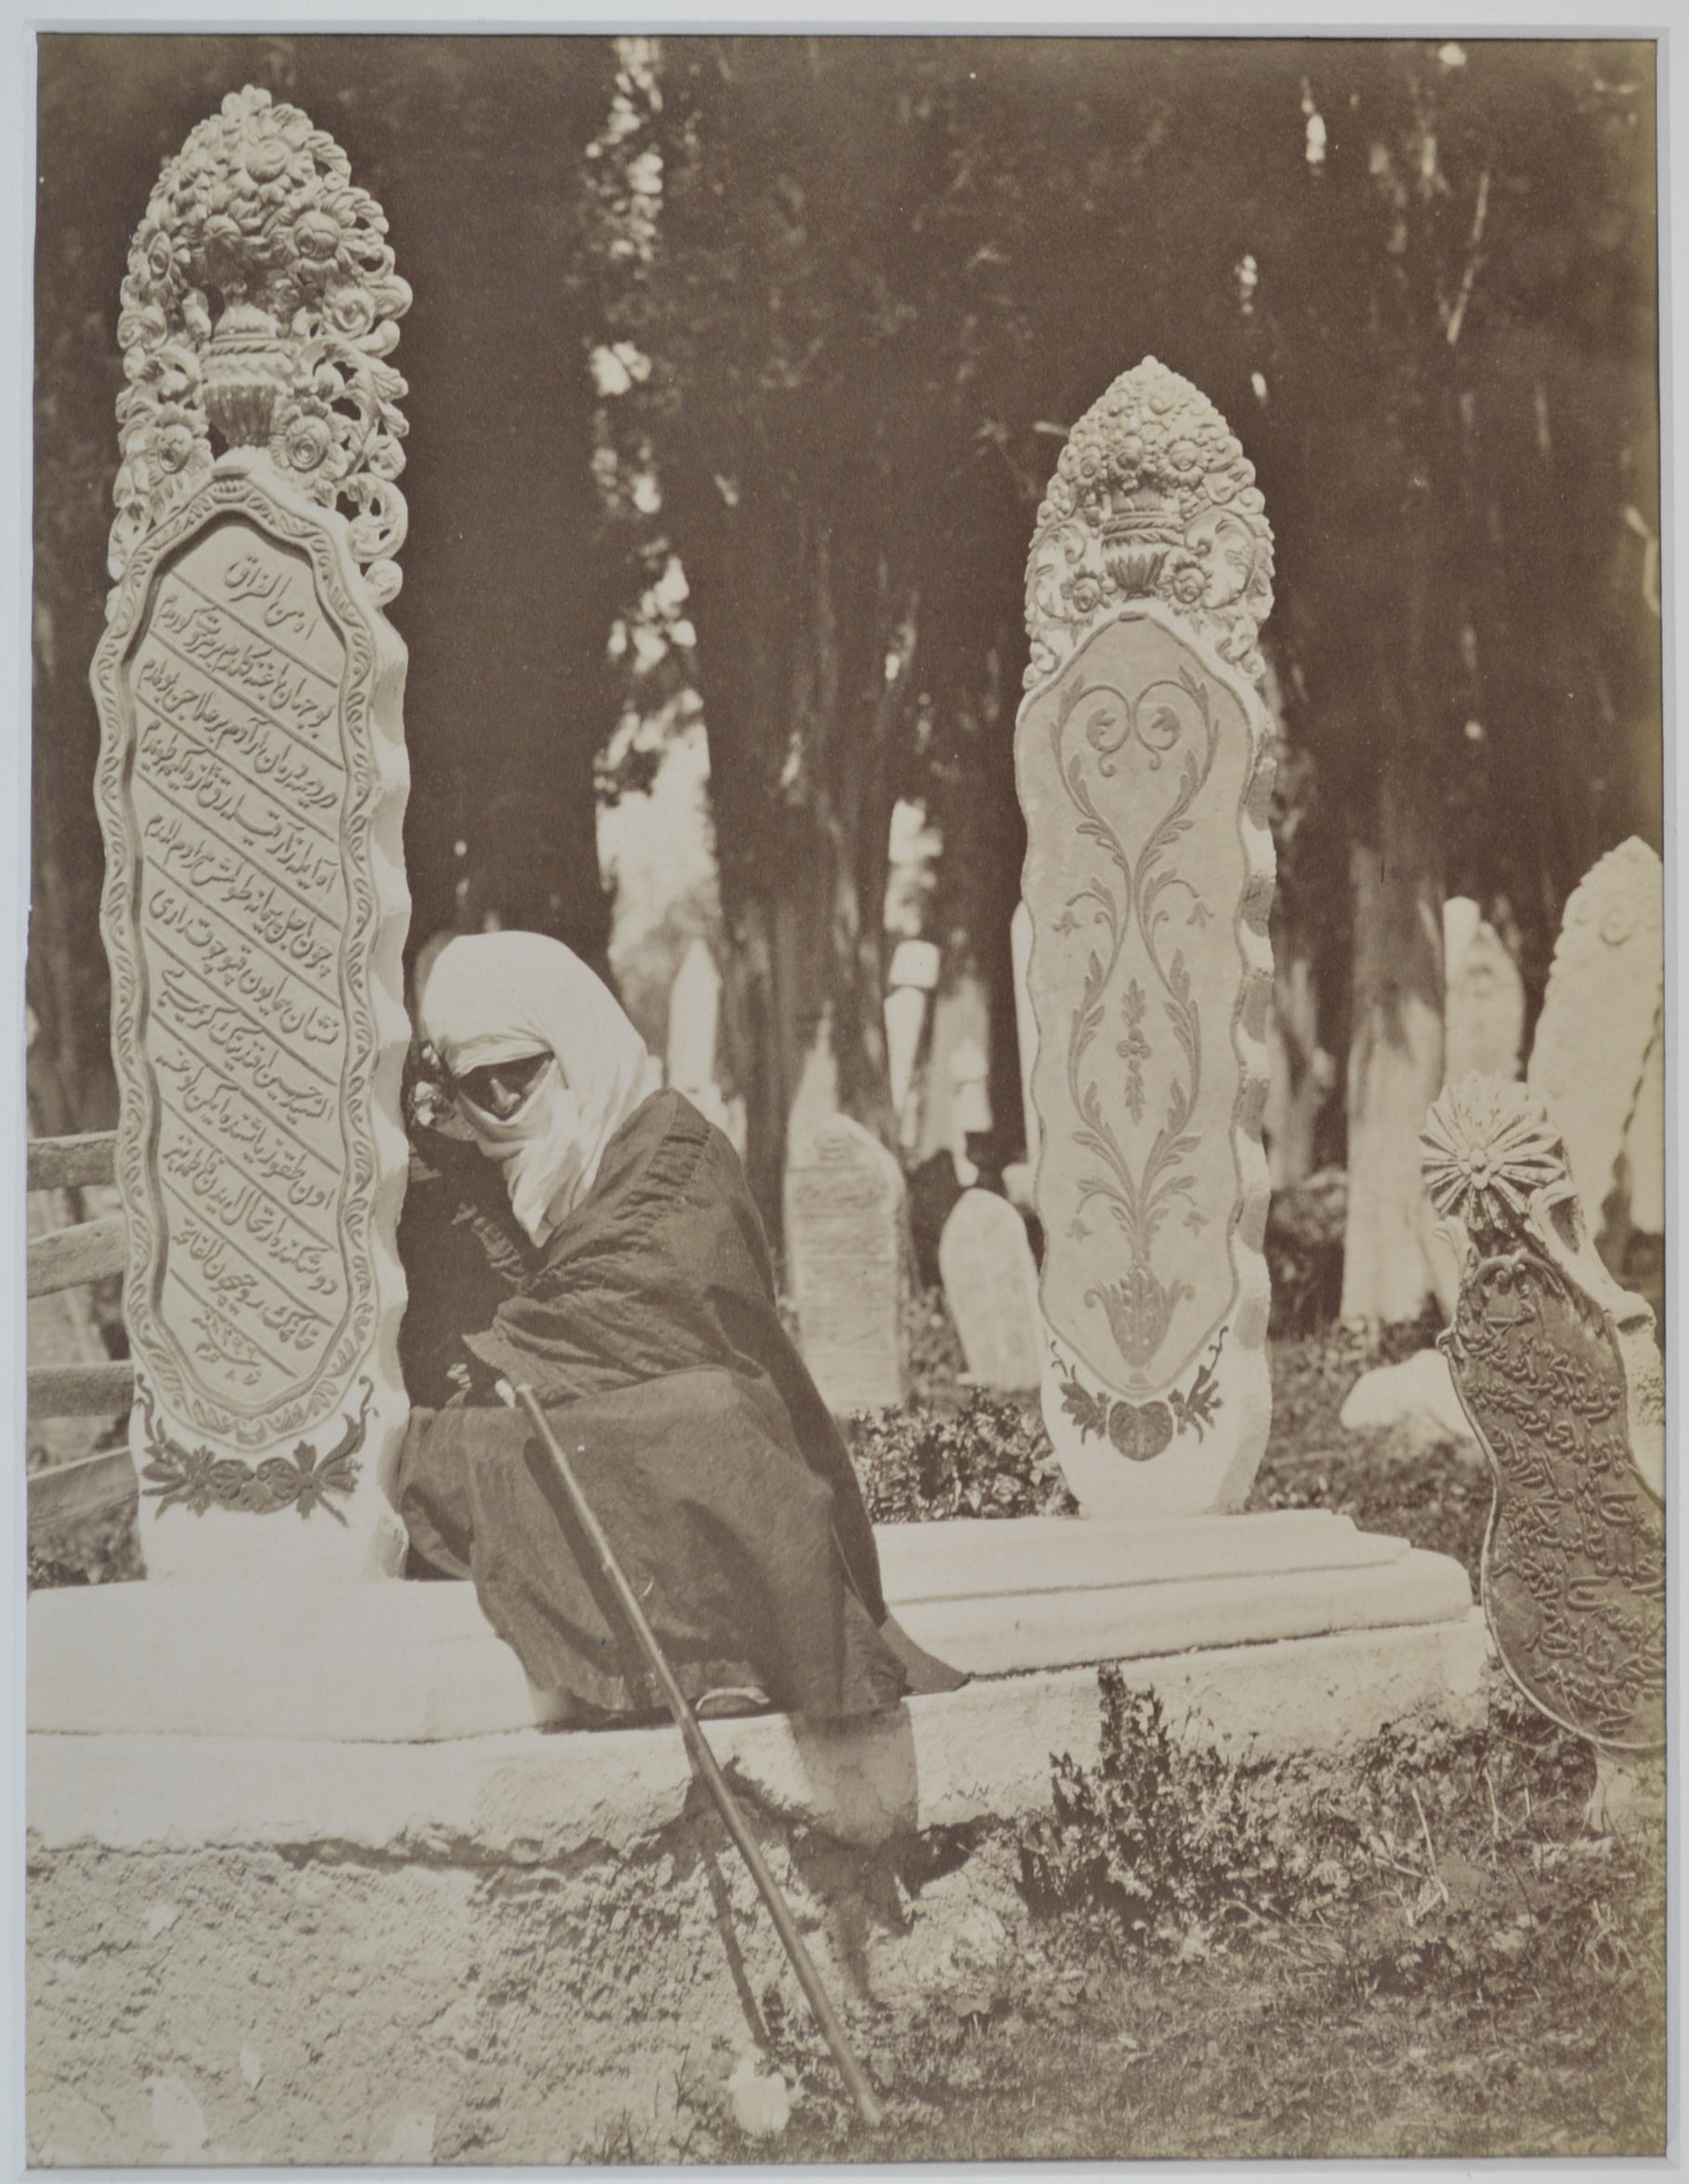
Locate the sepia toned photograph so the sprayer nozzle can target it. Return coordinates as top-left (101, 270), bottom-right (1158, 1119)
top-left (19, 25), bottom-right (1669, 2169)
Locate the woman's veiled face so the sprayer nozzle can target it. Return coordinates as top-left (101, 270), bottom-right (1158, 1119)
top-left (450, 1049), bottom-right (553, 1123)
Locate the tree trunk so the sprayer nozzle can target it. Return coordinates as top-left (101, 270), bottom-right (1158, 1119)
top-left (674, 472), bottom-right (908, 1243)
top-left (1340, 748), bottom-right (1446, 1324)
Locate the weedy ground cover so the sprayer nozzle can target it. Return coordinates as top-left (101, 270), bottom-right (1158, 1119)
top-left (28, 1303), bottom-right (1668, 2161)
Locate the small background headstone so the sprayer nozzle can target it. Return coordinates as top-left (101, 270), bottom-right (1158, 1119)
top-left (915, 969), bottom-right (990, 1166)
top-left (938, 1189), bottom-right (1041, 1391)
top-left (784, 1115), bottom-right (908, 1413)
top-left (1527, 836), bottom-right (1663, 1261)
top-left (1441, 898), bottom-right (1524, 1086)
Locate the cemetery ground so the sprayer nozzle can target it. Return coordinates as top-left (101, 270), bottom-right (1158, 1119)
top-left (29, 1299), bottom-right (1666, 2165)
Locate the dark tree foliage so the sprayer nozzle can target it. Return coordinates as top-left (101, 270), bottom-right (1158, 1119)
top-left (33, 38), bottom-right (1658, 1283)
top-left (590, 36), bottom-right (1657, 1260)
top-left (31, 33), bottom-right (620, 1124)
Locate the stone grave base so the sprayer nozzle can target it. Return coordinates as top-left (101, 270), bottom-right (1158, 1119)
top-left (28, 1515), bottom-right (1487, 2164)
top-left (29, 1509), bottom-right (1473, 1740)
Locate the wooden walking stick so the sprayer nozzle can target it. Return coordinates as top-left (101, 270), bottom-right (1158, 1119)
top-left (500, 1382), bottom-right (887, 2131)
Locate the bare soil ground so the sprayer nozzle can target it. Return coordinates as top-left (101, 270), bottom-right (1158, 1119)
top-left (27, 1319), bottom-right (1670, 2165)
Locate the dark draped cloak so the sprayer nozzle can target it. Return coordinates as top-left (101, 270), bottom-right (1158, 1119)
top-left (394, 1088), bottom-right (959, 1723)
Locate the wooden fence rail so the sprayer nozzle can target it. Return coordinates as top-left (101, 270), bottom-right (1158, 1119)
top-left (26, 1133), bottom-right (136, 1542)
top-left (28, 1216), bottom-right (127, 1297)
top-left (28, 1132), bottom-right (117, 1192)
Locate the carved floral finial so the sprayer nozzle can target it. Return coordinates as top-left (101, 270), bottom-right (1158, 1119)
top-left (1025, 357), bottom-right (1274, 690)
top-left (109, 85), bottom-right (412, 603)
top-left (1422, 1074), bottom-right (1571, 1248)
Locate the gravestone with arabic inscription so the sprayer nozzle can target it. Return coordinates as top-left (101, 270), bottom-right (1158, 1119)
top-left (90, 88), bottom-right (413, 1581)
top-left (939, 1189), bottom-right (1042, 1392)
top-left (784, 1116), bottom-right (909, 1415)
top-left (1016, 359), bottom-right (1275, 1517)
top-left (1526, 837), bottom-right (1662, 1262)
top-left (1423, 1076), bottom-right (1664, 1753)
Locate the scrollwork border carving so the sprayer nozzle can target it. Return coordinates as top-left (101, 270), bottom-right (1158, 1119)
top-left (1017, 599), bottom-right (1276, 1413)
top-left (92, 456), bottom-right (404, 1448)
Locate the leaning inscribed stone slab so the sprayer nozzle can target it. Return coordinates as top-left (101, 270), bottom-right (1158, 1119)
top-left (90, 89), bottom-right (413, 1581)
top-left (784, 1116), bottom-right (908, 1414)
top-left (1423, 1076), bottom-right (1664, 1753)
top-left (1017, 359), bottom-right (1274, 1517)
top-left (1527, 837), bottom-right (1663, 1251)
top-left (938, 1190), bottom-right (1041, 1392)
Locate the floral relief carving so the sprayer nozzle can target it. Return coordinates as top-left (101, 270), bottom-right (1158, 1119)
top-left (1052, 1328), bottom-right (1227, 1464)
top-left (139, 1371), bottom-right (372, 1523)
top-left (1049, 658), bottom-right (1224, 1381)
top-left (1025, 356), bottom-right (1274, 692)
top-left (110, 84), bottom-right (411, 606)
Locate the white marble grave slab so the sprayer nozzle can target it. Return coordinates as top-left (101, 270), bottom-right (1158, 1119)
top-left (1442, 899), bottom-right (1524, 1086)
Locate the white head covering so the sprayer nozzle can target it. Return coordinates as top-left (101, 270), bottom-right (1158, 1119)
top-left (418, 931), bottom-right (652, 1247)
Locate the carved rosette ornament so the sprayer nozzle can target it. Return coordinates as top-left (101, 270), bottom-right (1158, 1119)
top-left (1423, 1076), bottom-right (1665, 1754)
top-left (1016, 361), bottom-right (1275, 1517)
top-left (91, 89), bottom-right (412, 1582)
top-left (1023, 354), bottom-right (1274, 693)
top-left (110, 85), bottom-right (411, 606)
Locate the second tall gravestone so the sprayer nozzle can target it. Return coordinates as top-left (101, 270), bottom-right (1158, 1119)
top-left (1016, 359), bottom-right (1275, 1516)
top-left (90, 89), bottom-right (413, 1581)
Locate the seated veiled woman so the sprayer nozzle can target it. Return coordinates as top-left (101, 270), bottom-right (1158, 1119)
top-left (394, 929), bottom-right (962, 1727)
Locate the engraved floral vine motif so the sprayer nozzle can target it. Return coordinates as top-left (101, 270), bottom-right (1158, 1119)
top-left (1025, 356), bottom-right (1274, 692)
top-left (110, 85), bottom-right (411, 605)
top-left (138, 1373), bottom-right (372, 1522)
top-left (1054, 663), bottom-right (1218, 1376)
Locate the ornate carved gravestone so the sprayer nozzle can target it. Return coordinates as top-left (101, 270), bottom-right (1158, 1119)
top-left (1015, 359), bottom-right (1275, 1516)
top-left (938, 1190), bottom-right (1042, 1393)
top-left (89, 88), bottom-right (413, 1581)
top-left (1423, 1077), bottom-right (1665, 1753)
top-left (784, 1116), bottom-right (909, 1414)
top-left (1527, 837), bottom-right (1663, 1260)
